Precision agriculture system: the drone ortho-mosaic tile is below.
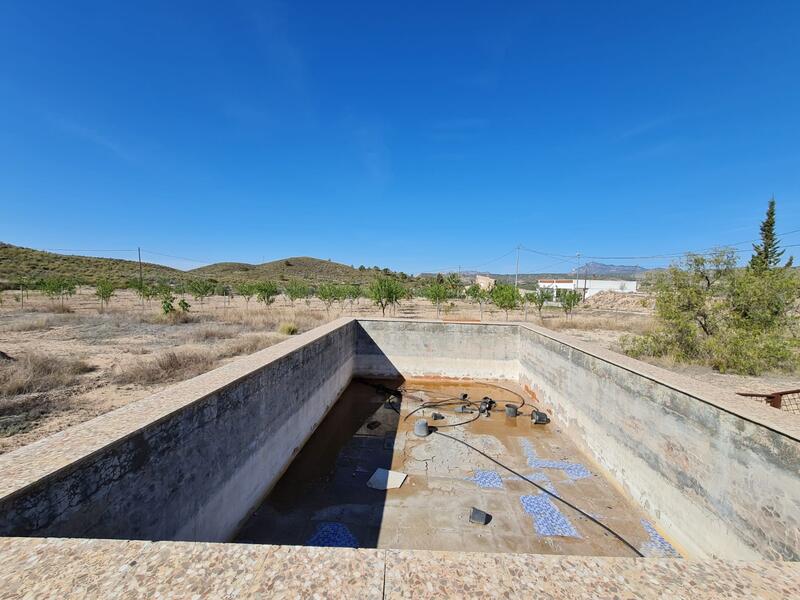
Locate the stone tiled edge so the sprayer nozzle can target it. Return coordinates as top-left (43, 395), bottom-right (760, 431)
top-left (1, 538), bottom-right (798, 599)
top-left (516, 321), bottom-right (800, 440)
top-left (0, 317), bottom-right (357, 500)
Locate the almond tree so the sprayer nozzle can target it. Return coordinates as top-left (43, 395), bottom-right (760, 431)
top-left (465, 284), bottom-right (489, 320)
top-left (424, 282), bottom-right (449, 318)
top-left (95, 279), bottom-right (115, 311)
top-left (255, 281), bottom-right (279, 309)
top-left (235, 282), bottom-right (257, 309)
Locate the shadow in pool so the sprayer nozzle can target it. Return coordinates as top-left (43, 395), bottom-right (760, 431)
top-left (233, 377), bottom-right (403, 549)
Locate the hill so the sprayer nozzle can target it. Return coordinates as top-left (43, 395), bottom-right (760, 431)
top-left (0, 243), bottom-right (184, 286)
top-left (189, 257), bottom-right (383, 284)
top-left (0, 243), bottom-right (397, 287)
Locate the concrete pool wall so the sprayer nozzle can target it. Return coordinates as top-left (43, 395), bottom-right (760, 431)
top-left (0, 318), bottom-right (798, 562)
top-left (0, 319), bottom-right (357, 542)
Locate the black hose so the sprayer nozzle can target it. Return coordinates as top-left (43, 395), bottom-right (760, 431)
top-left (356, 377), bottom-right (644, 558)
top-left (432, 430), bottom-right (645, 558)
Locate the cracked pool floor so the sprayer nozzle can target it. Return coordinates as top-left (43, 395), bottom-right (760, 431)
top-left (234, 378), bottom-right (679, 558)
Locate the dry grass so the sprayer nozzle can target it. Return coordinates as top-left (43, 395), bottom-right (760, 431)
top-left (113, 333), bottom-right (284, 385)
top-left (539, 313), bottom-right (653, 335)
top-left (190, 324), bottom-right (240, 342)
top-left (219, 333), bottom-right (284, 358)
top-left (138, 311), bottom-right (199, 325)
top-left (30, 303), bottom-right (75, 314)
top-left (1, 314), bottom-right (74, 332)
top-left (113, 348), bottom-right (216, 385)
top-left (0, 352), bottom-right (93, 396)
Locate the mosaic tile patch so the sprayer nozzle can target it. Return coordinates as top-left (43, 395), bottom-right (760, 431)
top-left (306, 522), bottom-right (359, 548)
top-left (520, 494), bottom-right (580, 538)
top-left (467, 469), bottom-right (504, 489)
top-left (520, 439), bottom-right (591, 480)
top-left (639, 519), bottom-right (679, 557)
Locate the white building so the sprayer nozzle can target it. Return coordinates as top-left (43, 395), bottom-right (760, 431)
top-left (474, 275), bottom-right (496, 291)
top-left (537, 278), bottom-right (638, 299)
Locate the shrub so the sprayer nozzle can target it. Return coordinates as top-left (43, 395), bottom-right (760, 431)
top-left (0, 352), bottom-right (93, 396)
top-left (113, 349), bottom-right (215, 385)
top-left (278, 322), bottom-right (299, 335)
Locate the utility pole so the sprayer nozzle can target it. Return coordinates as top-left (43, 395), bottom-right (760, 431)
top-left (138, 247), bottom-right (144, 308)
top-left (514, 245), bottom-right (521, 289)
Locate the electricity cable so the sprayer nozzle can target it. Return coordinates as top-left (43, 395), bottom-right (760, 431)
top-left (357, 379), bottom-right (645, 558)
top-left (432, 429), bottom-right (645, 558)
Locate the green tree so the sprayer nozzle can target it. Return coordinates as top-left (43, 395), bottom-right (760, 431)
top-left (622, 247), bottom-right (799, 374)
top-left (235, 282), bottom-right (257, 309)
top-left (560, 289), bottom-right (581, 318)
top-left (188, 279), bottom-right (215, 305)
top-left (530, 288), bottom-right (551, 321)
top-left (465, 284), bottom-right (489, 320)
top-left (749, 198), bottom-right (792, 272)
top-left (316, 283), bottom-right (339, 316)
top-left (424, 282), bottom-right (449, 318)
top-left (161, 289), bottom-right (176, 314)
top-left (39, 277), bottom-right (76, 309)
top-left (368, 277), bottom-right (405, 316)
top-left (344, 284), bottom-right (362, 311)
top-left (284, 280), bottom-right (309, 307)
top-left (255, 281), bottom-right (279, 309)
top-left (445, 273), bottom-right (463, 298)
top-left (95, 279), bottom-right (115, 311)
top-left (490, 283), bottom-right (519, 321)
top-left (178, 298), bottom-right (191, 313)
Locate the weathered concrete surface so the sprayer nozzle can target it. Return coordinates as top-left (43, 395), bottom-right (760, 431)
top-left (2, 536), bottom-right (799, 599)
top-left (517, 323), bottom-right (800, 561)
top-left (355, 319), bottom-right (518, 380)
top-left (0, 318), bottom-right (357, 542)
top-left (0, 317), bottom-right (797, 564)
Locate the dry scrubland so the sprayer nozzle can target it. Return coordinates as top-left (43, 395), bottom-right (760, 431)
top-left (1, 288), bottom-right (797, 454)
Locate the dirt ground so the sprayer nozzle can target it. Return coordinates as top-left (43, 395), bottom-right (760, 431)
top-left (1, 289), bottom-right (797, 454)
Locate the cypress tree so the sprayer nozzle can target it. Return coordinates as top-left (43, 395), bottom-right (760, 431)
top-left (750, 198), bottom-right (786, 272)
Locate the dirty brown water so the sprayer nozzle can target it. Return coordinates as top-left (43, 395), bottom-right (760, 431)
top-left (234, 378), bottom-right (679, 557)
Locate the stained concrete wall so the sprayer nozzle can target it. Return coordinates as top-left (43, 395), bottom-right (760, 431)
top-left (517, 324), bottom-right (800, 561)
top-left (355, 319), bottom-right (519, 380)
top-left (1, 318), bottom-right (797, 562)
top-left (0, 319), bottom-right (357, 542)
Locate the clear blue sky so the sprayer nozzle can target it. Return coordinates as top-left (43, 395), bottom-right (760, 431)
top-left (2, 1), bottom-right (799, 274)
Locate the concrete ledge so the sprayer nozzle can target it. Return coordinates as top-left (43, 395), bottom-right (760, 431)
top-left (0, 317), bottom-right (356, 501)
top-left (1, 536), bottom-right (798, 599)
top-left (517, 321), bottom-right (800, 440)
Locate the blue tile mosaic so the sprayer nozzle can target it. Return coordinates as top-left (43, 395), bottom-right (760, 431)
top-left (467, 469), bottom-right (504, 489)
top-left (639, 519), bottom-right (679, 557)
top-left (520, 493), bottom-right (580, 538)
top-left (520, 439), bottom-right (591, 480)
top-left (306, 522), bottom-right (359, 548)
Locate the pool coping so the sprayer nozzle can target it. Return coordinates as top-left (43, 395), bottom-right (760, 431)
top-left (1, 536), bottom-right (798, 598)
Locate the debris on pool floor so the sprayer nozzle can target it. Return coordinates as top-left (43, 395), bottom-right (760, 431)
top-left (234, 378), bottom-right (679, 558)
